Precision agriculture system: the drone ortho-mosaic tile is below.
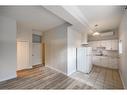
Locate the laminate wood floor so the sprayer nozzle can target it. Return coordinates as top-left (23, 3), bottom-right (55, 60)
top-left (70, 65), bottom-right (124, 89)
top-left (0, 66), bottom-right (93, 89)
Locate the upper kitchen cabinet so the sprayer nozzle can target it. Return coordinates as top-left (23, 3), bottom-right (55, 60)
top-left (100, 40), bottom-right (107, 47)
top-left (88, 41), bottom-right (98, 50)
top-left (111, 40), bottom-right (118, 50)
top-left (105, 40), bottom-right (118, 50)
top-left (105, 40), bottom-right (112, 50)
top-left (88, 39), bottom-right (118, 50)
top-left (96, 41), bottom-right (101, 47)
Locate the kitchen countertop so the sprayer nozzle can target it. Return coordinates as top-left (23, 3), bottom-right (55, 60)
top-left (93, 55), bottom-right (119, 58)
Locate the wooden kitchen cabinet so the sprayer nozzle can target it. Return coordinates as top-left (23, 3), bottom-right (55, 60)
top-left (103, 40), bottom-right (118, 50)
top-left (96, 41), bottom-right (101, 47)
top-left (89, 39), bottom-right (118, 50)
top-left (111, 40), bottom-right (118, 50)
top-left (92, 56), bottom-right (118, 69)
top-left (88, 41), bottom-right (97, 50)
top-left (100, 41), bottom-right (107, 47)
top-left (100, 56), bottom-right (108, 67)
top-left (90, 39), bottom-right (118, 69)
top-left (92, 56), bottom-right (100, 65)
top-left (108, 57), bottom-right (118, 69)
top-left (105, 40), bottom-right (112, 50)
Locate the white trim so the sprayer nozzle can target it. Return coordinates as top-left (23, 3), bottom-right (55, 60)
top-left (27, 66), bottom-right (33, 69)
top-left (67, 72), bottom-right (73, 76)
top-left (16, 66), bottom-right (32, 71)
top-left (119, 69), bottom-right (125, 89)
top-left (67, 71), bottom-right (77, 76)
top-left (45, 66), bottom-right (67, 76)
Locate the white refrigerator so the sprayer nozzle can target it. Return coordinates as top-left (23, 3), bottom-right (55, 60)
top-left (77, 47), bottom-right (92, 73)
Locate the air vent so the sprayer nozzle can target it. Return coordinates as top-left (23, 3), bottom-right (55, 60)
top-left (100, 31), bottom-right (114, 37)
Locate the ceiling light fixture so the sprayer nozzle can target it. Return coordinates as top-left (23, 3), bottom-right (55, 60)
top-left (93, 32), bottom-right (100, 36)
top-left (92, 24), bottom-right (100, 36)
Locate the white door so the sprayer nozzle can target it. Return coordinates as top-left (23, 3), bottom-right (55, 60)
top-left (17, 41), bottom-right (29, 70)
top-left (77, 48), bottom-right (85, 72)
top-left (32, 43), bottom-right (42, 66)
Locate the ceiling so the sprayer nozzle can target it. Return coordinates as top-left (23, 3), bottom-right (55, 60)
top-left (0, 6), bottom-right (125, 34)
top-left (0, 6), bottom-right (66, 31)
top-left (78, 6), bottom-right (125, 34)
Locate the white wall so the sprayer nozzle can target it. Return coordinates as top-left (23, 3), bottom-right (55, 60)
top-left (119, 10), bottom-right (127, 88)
top-left (0, 16), bottom-right (17, 82)
top-left (44, 23), bottom-right (69, 74)
top-left (67, 26), bottom-right (81, 75)
top-left (17, 23), bottom-right (42, 70)
top-left (17, 23), bottom-right (33, 70)
top-left (81, 31), bottom-right (88, 44)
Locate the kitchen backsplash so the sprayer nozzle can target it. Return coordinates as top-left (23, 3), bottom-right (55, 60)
top-left (92, 49), bottom-right (119, 57)
top-left (102, 50), bottom-right (119, 57)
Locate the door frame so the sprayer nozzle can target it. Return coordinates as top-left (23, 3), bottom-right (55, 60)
top-left (42, 43), bottom-right (45, 66)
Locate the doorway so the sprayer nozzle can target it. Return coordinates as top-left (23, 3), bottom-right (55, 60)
top-left (17, 41), bottom-right (29, 71)
top-left (42, 43), bottom-right (45, 66)
top-left (32, 43), bottom-right (42, 66)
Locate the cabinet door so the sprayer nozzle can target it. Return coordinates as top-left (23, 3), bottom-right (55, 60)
top-left (108, 57), bottom-right (118, 69)
top-left (92, 56), bottom-right (100, 65)
top-left (100, 56), bottom-right (108, 67)
top-left (100, 41), bottom-right (103, 47)
top-left (101, 40), bottom-right (107, 47)
top-left (105, 40), bottom-right (112, 50)
top-left (111, 58), bottom-right (118, 69)
top-left (111, 40), bottom-right (118, 50)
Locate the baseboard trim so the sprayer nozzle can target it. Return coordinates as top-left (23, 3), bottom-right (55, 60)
top-left (119, 70), bottom-right (125, 89)
top-left (32, 64), bottom-right (43, 68)
top-left (45, 66), bottom-right (67, 76)
top-left (17, 66), bottom-right (32, 72)
top-left (0, 77), bottom-right (17, 84)
top-left (67, 70), bottom-right (77, 76)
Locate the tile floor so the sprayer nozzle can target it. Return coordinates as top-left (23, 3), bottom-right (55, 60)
top-left (70, 65), bottom-right (123, 89)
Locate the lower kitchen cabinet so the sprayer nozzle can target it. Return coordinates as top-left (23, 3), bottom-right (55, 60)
top-left (92, 56), bottom-right (118, 69)
top-left (92, 56), bottom-right (101, 66)
top-left (108, 57), bottom-right (118, 69)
